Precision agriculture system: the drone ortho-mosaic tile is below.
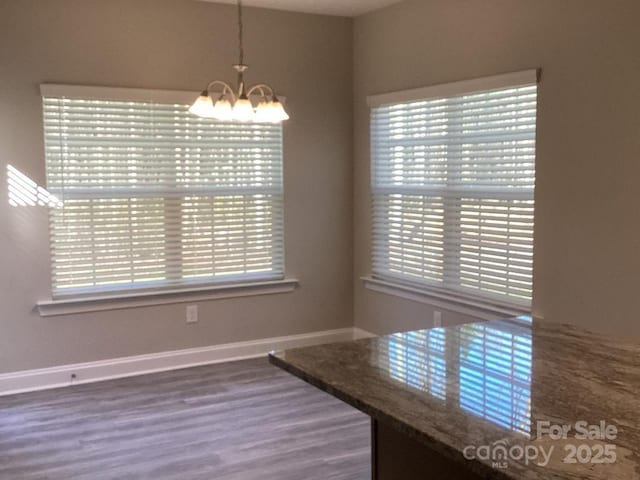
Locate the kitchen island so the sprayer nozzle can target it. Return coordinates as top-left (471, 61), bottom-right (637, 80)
top-left (269, 317), bottom-right (640, 479)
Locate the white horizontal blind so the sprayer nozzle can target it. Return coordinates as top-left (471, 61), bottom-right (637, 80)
top-left (43, 93), bottom-right (284, 297)
top-left (371, 75), bottom-right (537, 306)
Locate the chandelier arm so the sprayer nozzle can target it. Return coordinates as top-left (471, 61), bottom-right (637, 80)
top-left (246, 84), bottom-right (275, 99)
top-left (206, 80), bottom-right (237, 103)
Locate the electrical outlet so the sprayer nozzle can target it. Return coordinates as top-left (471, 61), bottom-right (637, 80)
top-left (186, 305), bottom-right (198, 323)
top-left (433, 310), bottom-right (442, 328)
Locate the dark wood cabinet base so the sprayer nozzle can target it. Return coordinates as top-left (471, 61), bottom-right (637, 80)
top-left (372, 419), bottom-right (482, 480)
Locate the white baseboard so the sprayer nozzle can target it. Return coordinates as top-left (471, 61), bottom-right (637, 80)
top-left (352, 327), bottom-right (377, 339)
top-left (0, 327), bottom-right (376, 397)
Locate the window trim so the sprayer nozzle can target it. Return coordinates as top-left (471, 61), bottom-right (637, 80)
top-left (40, 84), bottom-right (286, 107)
top-left (362, 276), bottom-right (528, 320)
top-left (366, 69), bottom-right (539, 107)
top-left (36, 278), bottom-right (299, 317)
top-left (367, 69), bottom-right (540, 309)
top-left (41, 84), bottom-right (287, 299)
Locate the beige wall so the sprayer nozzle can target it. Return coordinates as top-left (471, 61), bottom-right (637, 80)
top-left (354, 0), bottom-right (640, 336)
top-left (0, 0), bottom-right (353, 373)
top-left (2, 0), bottom-right (639, 374)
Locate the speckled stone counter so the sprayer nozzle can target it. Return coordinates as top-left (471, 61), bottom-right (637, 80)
top-left (269, 317), bottom-right (640, 480)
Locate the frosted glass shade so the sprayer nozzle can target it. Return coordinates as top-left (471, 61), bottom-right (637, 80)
top-left (254, 100), bottom-right (274, 123)
top-left (212, 98), bottom-right (233, 121)
top-left (232, 98), bottom-right (255, 122)
top-left (189, 94), bottom-right (216, 118)
top-left (189, 91), bottom-right (289, 123)
top-left (271, 100), bottom-right (290, 122)
top-left (254, 100), bottom-right (290, 123)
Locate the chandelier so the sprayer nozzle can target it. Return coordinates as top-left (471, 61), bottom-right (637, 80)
top-left (189, 0), bottom-right (289, 123)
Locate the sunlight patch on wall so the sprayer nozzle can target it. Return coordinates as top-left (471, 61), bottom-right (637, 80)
top-left (7, 165), bottom-right (62, 207)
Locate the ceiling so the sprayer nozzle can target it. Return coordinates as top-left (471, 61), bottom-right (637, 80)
top-left (199, 0), bottom-right (403, 17)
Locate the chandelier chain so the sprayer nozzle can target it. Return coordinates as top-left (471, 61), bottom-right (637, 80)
top-left (237, 0), bottom-right (244, 65)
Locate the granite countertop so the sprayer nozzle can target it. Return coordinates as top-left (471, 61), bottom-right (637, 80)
top-left (269, 317), bottom-right (640, 480)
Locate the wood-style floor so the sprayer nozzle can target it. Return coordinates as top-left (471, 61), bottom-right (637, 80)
top-left (0, 358), bottom-right (370, 480)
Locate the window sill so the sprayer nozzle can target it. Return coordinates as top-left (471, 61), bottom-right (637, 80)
top-left (361, 276), bottom-right (529, 320)
top-left (36, 278), bottom-right (299, 317)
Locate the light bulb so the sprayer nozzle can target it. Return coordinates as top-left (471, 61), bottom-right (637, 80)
top-left (212, 98), bottom-right (233, 121)
top-left (189, 92), bottom-right (216, 118)
top-left (270, 99), bottom-right (290, 122)
top-left (232, 97), bottom-right (255, 122)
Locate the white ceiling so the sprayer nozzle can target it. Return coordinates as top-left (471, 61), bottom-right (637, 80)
top-left (199, 0), bottom-right (403, 17)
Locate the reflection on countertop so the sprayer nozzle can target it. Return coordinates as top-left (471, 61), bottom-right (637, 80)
top-left (270, 317), bottom-right (640, 480)
top-left (381, 318), bottom-right (532, 437)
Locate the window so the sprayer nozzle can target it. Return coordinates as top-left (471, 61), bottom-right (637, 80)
top-left (42, 85), bottom-right (284, 298)
top-left (368, 71), bottom-right (538, 307)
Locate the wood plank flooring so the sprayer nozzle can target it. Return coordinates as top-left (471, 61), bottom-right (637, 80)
top-left (0, 358), bottom-right (370, 480)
